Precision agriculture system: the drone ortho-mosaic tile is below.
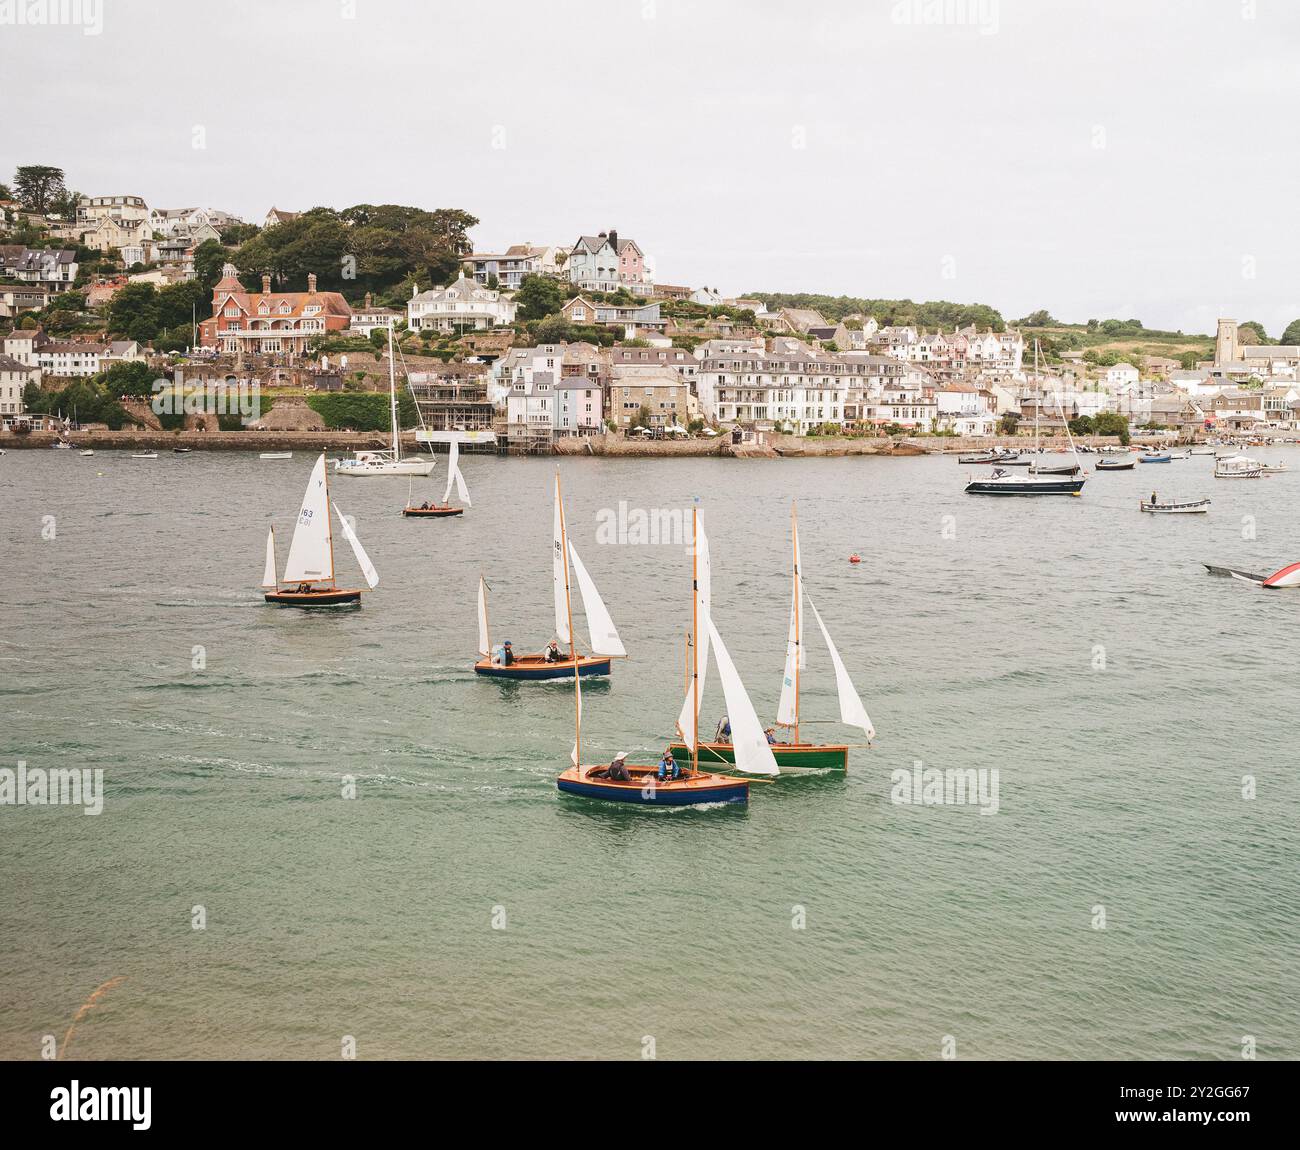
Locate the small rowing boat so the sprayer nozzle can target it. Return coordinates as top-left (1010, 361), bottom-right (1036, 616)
top-left (1140, 498), bottom-right (1210, 514)
top-left (1204, 560), bottom-right (1300, 588)
top-left (259, 452), bottom-right (293, 460)
top-left (131, 451), bottom-right (158, 459)
top-left (1095, 457), bottom-right (1135, 471)
top-left (1139, 453), bottom-right (1171, 463)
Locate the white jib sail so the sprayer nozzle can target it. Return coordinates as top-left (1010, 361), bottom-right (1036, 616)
top-left (442, 441), bottom-right (471, 507)
top-left (706, 618), bottom-right (779, 776)
top-left (776, 520), bottom-right (804, 726)
top-left (806, 595), bottom-right (874, 740)
top-left (568, 544), bottom-right (625, 657)
top-left (552, 474), bottom-right (571, 645)
top-left (261, 527), bottom-right (277, 588)
top-left (675, 512), bottom-right (712, 746)
top-left (477, 576), bottom-right (490, 657)
top-left (281, 453), bottom-right (333, 584)
top-left (333, 505), bottom-right (379, 589)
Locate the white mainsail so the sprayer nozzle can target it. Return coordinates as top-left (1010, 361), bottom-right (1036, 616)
top-left (552, 473), bottom-right (571, 645)
top-left (776, 512), bottom-right (804, 726)
top-left (568, 545), bottom-right (625, 657)
top-left (261, 527), bottom-right (277, 588)
top-left (333, 505), bottom-right (379, 589)
top-left (806, 596), bottom-right (874, 740)
top-left (706, 618), bottom-right (779, 776)
top-left (281, 453), bottom-right (333, 584)
top-left (477, 576), bottom-right (490, 657)
top-left (442, 441), bottom-right (472, 507)
top-left (675, 512), bottom-right (711, 746)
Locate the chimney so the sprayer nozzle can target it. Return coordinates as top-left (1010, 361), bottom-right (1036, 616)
top-left (608, 228), bottom-right (618, 251)
top-left (307, 272), bottom-right (318, 294)
top-left (261, 273), bottom-right (271, 294)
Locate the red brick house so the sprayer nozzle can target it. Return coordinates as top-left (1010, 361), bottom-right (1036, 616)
top-left (199, 264), bottom-right (351, 356)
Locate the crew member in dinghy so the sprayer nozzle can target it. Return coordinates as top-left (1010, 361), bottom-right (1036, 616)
top-left (657, 749), bottom-right (680, 781)
top-left (545, 640), bottom-right (564, 663)
top-left (607, 752), bottom-right (632, 782)
top-left (715, 715), bottom-right (732, 743)
top-left (502, 641), bottom-right (515, 666)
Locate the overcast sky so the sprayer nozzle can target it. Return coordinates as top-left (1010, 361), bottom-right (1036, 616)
top-left (5, 0), bottom-right (1299, 334)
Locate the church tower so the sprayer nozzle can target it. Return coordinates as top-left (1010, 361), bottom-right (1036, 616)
top-left (1215, 318), bottom-right (1238, 367)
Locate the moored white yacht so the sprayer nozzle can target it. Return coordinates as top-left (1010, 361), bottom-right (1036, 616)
top-left (334, 323), bottom-right (435, 478)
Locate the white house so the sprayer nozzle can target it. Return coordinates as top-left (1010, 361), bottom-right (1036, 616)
top-left (0, 353), bottom-right (39, 421)
top-left (36, 340), bottom-right (107, 377)
top-left (408, 274), bottom-right (517, 333)
top-left (349, 293), bottom-right (404, 336)
top-left (554, 378), bottom-right (603, 436)
top-left (567, 228), bottom-right (651, 292)
top-left (1105, 362), bottom-right (1140, 388)
top-left (505, 370), bottom-right (557, 449)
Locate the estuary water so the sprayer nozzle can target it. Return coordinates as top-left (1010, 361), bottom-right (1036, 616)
top-left (1, 447), bottom-right (1297, 1060)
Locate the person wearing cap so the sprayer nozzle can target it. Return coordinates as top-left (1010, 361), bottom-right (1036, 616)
top-left (657, 749), bottom-right (680, 781)
top-left (502, 640), bottom-right (515, 666)
top-left (607, 752), bottom-right (632, 782)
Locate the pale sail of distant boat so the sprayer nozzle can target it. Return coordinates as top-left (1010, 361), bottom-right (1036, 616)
top-left (261, 527), bottom-right (277, 589)
top-left (552, 473), bottom-right (571, 646)
top-left (675, 512), bottom-right (711, 746)
top-left (477, 576), bottom-right (491, 657)
top-left (706, 618), bottom-right (779, 776)
top-left (806, 595), bottom-right (874, 739)
top-left (776, 509), bottom-right (805, 727)
top-left (282, 453), bottom-right (333, 584)
top-left (568, 545), bottom-right (626, 657)
top-left (442, 440), bottom-right (472, 507)
top-left (333, 505), bottom-right (379, 589)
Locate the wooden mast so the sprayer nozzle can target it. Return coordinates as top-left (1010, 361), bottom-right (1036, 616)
top-left (792, 501), bottom-right (800, 746)
top-left (558, 470), bottom-right (580, 769)
top-left (691, 504), bottom-right (699, 778)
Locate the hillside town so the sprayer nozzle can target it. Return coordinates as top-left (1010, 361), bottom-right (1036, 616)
top-left (4, 167), bottom-right (1300, 451)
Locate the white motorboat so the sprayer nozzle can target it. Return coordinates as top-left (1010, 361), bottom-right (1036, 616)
top-left (80, 449), bottom-right (95, 457)
top-left (131, 451), bottom-right (159, 459)
top-left (51, 439), bottom-right (73, 450)
top-left (334, 324), bottom-right (435, 477)
top-left (1257, 461), bottom-right (1287, 474)
top-left (259, 452), bottom-right (293, 460)
top-left (1214, 455), bottom-right (1262, 478)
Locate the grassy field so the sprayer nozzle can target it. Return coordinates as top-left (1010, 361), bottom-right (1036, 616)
top-left (1020, 321), bottom-right (1214, 368)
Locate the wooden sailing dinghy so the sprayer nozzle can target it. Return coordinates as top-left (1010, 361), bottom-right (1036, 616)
top-left (403, 440), bottom-right (470, 517)
top-left (557, 508), bottom-right (768, 806)
top-left (474, 470), bottom-right (622, 679)
top-left (262, 453), bottom-right (378, 607)
top-left (667, 503), bottom-right (873, 773)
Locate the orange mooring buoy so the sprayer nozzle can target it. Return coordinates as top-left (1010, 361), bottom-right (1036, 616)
top-left (849, 554), bottom-right (862, 564)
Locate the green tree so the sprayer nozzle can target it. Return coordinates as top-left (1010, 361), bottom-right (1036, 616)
top-left (192, 239), bottom-right (230, 290)
top-left (1237, 321), bottom-right (1270, 346)
top-left (106, 283), bottom-right (162, 343)
top-left (1279, 319), bottom-right (1300, 345)
top-left (515, 274), bottom-right (566, 321)
top-left (997, 412), bottom-right (1020, 435)
top-left (218, 222), bottom-right (260, 246)
top-left (96, 361), bottom-right (157, 398)
top-left (1094, 412), bottom-right (1130, 445)
top-left (13, 165), bottom-right (67, 214)
top-left (1020, 309), bottom-right (1054, 326)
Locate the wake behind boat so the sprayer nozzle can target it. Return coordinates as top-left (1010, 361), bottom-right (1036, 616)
top-left (262, 453), bottom-right (378, 607)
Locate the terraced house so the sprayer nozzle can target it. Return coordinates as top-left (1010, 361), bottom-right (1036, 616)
top-left (696, 339), bottom-right (854, 432)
